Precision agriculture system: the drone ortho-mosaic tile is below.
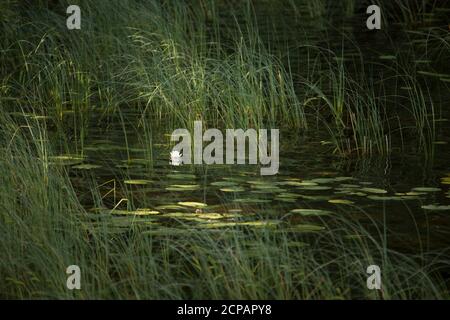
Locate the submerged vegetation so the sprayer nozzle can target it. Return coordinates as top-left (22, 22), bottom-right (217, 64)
top-left (1, 0), bottom-right (450, 299)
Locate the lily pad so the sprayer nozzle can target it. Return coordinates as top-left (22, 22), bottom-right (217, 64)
top-left (112, 209), bottom-right (160, 216)
top-left (49, 155), bottom-right (84, 166)
top-left (124, 179), bottom-right (152, 185)
top-left (220, 186), bottom-right (245, 192)
top-left (290, 208), bottom-right (333, 216)
top-left (155, 204), bottom-right (186, 211)
top-left (334, 177), bottom-right (355, 182)
top-left (310, 178), bottom-right (335, 184)
top-left (178, 201), bottom-right (208, 209)
top-left (299, 195), bottom-right (331, 201)
top-left (211, 181), bottom-right (239, 187)
top-left (299, 185), bottom-right (332, 191)
top-left (284, 224), bottom-right (325, 233)
top-left (232, 198), bottom-right (271, 204)
top-left (279, 181), bottom-right (317, 187)
top-left (167, 173), bottom-right (196, 180)
top-left (421, 205), bottom-right (450, 211)
top-left (361, 187), bottom-right (388, 194)
top-left (412, 187), bottom-right (441, 192)
top-left (328, 199), bottom-right (354, 205)
top-left (165, 184), bottom-right (200, 191)
top-left (72, 164), bottom-right (102, 170)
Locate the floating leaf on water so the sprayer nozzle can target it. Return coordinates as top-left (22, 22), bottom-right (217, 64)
top-left (335, 190), bottom-right (367, 197)
top-left (198, 220), bottom-right (278, 228)
top-left (421, 204), bottom-right (450, 211)
top-left (418, 71), bottom-right (450, 78)
top-left (211, 181), bottom-right (238, 187)
top-left (277, 192), bottom-right (301, 198)
top-left (290, 208), bottom-right (333, 216)
top-left (165, 184), bottom-right (200, 191)
top-left (49, 155), bottom-right (84, 166)
top-left (284, 224), bottom-right (325, 233)
top-left (361, 187), bottom-right (388, 194)
top-left (299, 185), bottom-right (332, 191)
top-left (379, 55), bottom-right (396, 60)
top-left (299, 195), bottom-right (331, 201)
top-left (167, 173), bottom-right (196, 180)
top-left (339, 184), bottom-right (359, 188)
top-left (441, 177), bottom-right (450, 185)
top-left (279, 181), bottom-right (317, 187)
top-left (197, 213), bottom-right (222, 220)
top-left (72, 164), bottom-right (102, 170)
top-left (220, 186), bottom-right (245, 192)
top-left (232, 198), bottom-right (271, 204)
top-left (135, 210), bottom-right (160, 215)
top-left (367, 195), bottom-right (414, 201)
top-left (155, 204), bottom-right (186, 211)
top-left (310, 178), bottom-right (335, 184)
top-left (283, 178), bottom-right (301, 181)
top-left (367, 195), bottom-right (394, 201)
top-left (334, 176), bottom-right (355, 182)
top-left (194, 213), bottom-right (239, 220)
top-left (406, 191), bottom-right (427, 196)
top-left (274, 197), bottom-right (296, 203)
top-left (178, 201), bottom-right (208, 208)
top-left (112, 209), bottom-right (160, 216)
top-left (239, 220), bottom-right (279, 227)
top-left (412, 187), bottom-right (441, 192)
top-left (124, 179), bottom-right (151, 185)
top-left (328, 199), bottom-right (354, 205)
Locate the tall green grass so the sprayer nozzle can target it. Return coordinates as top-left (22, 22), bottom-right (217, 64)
top-left (0, 111), bottom-right (448, 299)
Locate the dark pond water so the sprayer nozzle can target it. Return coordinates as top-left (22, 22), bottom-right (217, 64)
top-left (46, 2), bottom-right (450, 253)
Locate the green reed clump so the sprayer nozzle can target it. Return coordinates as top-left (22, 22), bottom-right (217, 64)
top-left (1, 0), bottom-right (306, 147)
top-left (298, 46), bottom-right (390, 156)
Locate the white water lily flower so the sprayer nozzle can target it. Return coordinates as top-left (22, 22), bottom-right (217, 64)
top-left (170, 150), bottom-right (182, 166)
